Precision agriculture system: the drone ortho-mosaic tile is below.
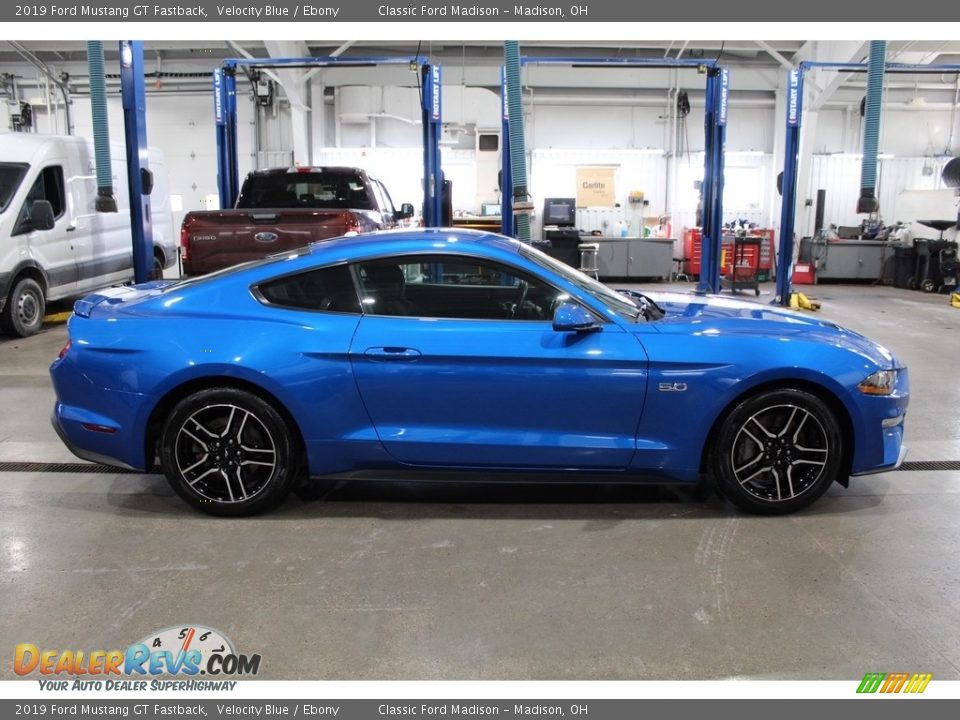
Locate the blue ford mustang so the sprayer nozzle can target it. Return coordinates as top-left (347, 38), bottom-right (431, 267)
top-left (50, 229), bottom-right (908, 516)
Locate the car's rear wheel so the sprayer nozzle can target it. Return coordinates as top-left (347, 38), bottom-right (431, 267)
top-left (712, 388), bottom-right (843, 514)
top-left (159, 388), bottom-right (300, 516)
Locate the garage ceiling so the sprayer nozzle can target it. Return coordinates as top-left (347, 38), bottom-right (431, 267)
top-left (2, 40), bottom-right (959, 103)
top-left (5, 39), bottom-right (959, 68)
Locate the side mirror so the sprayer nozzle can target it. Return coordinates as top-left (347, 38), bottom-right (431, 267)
top-left (396, 202), bottom-right (415, 220)
top-left (30, 200), bottom-right (56, 231)
top-left (140, 167), bottom-right (154, 195)
top-left (552, 302), bottom-right (602, 333)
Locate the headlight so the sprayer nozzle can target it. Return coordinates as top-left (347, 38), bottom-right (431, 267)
top-left (858, 369), bottom-right (897, 395)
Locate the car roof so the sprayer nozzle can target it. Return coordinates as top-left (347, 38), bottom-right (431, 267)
top-left (166, 228), bottom-right (528, 294)
top-left (249, 166), bottom-right (368, 176)
top-left (305, 227), bottom-right (524, 261)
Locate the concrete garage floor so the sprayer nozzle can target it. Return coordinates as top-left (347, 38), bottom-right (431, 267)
top-left (1, 282), bottom-right (959, 681)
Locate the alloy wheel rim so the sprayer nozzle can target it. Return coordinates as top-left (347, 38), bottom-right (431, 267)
top-left (174, 403), bottom-right (277, 504)
top-left (730, 403), bottom-right (829, 502)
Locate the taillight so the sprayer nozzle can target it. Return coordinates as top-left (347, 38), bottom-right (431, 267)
top-left (179, 223), bottom-right (191, 261)
top-left (58, 339), bottom-right (71, 359)
top-left (344, 215), bottom-right (362, 236)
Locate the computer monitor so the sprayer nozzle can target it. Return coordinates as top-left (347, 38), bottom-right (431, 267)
top-left (543, 198), bottom-right (576, 227)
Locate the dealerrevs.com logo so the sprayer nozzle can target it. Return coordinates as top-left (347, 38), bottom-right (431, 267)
top-left (857, 672), bottom-right (933, 694)
top-left (15, 625), bottom-right (260, 690)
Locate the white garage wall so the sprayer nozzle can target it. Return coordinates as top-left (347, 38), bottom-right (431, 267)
top-left (798, 155), bottom-right (956, 237)
top-left (314, 147), bottom-right (476, 215)
top-left (330, 85), bottom-right (500, 150)
top-left (530, 149), bottom-right (667, 238)
top-left (528, 105), bottom-right (776, 154)
top-left (813, 107), bottom-right (960, 156)
top-left (66, 93), bottom-right (254, 229)
top-left (8, 72), bottom-right (957, 242)
top-left (530, 106), bottom-right (670, 150)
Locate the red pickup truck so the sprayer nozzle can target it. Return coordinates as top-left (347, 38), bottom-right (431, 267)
top-left (179, 167), bottom-right (414, 276)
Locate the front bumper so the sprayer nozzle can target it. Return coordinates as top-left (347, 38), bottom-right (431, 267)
top-left (849, 396), bottom-right (908, 476)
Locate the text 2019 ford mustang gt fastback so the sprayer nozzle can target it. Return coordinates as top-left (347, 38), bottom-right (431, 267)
top-left (50, 229), bottom-right (908, 516)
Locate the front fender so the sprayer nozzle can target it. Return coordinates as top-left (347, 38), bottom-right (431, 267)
top-left (630, 332), bottom-right (886, 480)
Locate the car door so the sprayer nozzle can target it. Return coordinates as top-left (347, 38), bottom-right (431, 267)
top-left (348, 254), bottom-right (649, 470)
top-left (13, 164), bottom-right (77, 295)
top-left (72, 152), bottom-right (134, 292)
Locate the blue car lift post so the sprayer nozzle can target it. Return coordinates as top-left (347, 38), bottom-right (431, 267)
top-left (775, 60), bottom-right (960, 306)
top-left (499, 57), bottom-right (729, 293)
top-left (500, 66), bottom-right (513, 238)
top-left (119, 40), bottom-right (154, 284)
top-left (212, 56), bottom-right (443, 227)
top-left (420, 64), bottom-right (444, 228)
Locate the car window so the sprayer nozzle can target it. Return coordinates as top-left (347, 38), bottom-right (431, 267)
top-left (354, 255), bottom-right (568, 321)
top-left (519, 242), bottom-right (641, 322)
top-left (0, 163), bottom-right (28, 215)
top-left (372, 180), bottom-right (395, 215)
top-left (14, 165), bottom-right (65, 235)
top-left (254, 264), bottom-right (361, 313)
top-left (237, 170), bottom-right (374, 210)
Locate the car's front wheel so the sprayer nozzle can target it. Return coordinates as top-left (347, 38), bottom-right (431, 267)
top-left (712, 388), bottom-right (843, 514)
top-left (159, 387), bottom-right (301, 516)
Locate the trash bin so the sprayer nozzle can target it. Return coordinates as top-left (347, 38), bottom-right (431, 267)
top-left (892, 245), bottom-right (916, 289)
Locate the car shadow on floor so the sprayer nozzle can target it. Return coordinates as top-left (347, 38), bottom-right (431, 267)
top-left (96, 472), bottom-right (727, 520)
top-left (96, 472), bottom-right (882, 520)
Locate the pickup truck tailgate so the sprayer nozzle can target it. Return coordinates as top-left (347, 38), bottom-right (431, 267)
top-left (181, 209), bottom-right (357, 275)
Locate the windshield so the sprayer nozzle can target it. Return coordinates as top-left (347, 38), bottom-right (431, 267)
top-left (0, 163), bottom-right (28, 215)
top-left (519, 243), bottom-right (642, 321)
top-left (236, 170), bottom-right (374, 210)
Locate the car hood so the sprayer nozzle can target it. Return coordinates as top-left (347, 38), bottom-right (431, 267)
top-left (635, 291), bottom-right (902, 369)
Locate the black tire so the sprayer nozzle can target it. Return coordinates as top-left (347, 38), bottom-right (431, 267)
top-left (159, 387), bottom-right (301, 516)
top-left (920, 278), bottom-right (936, 293)
top-left (0, 276), bottom-right (45, 337)
top-left (712, 388), bottom-right (844, 515)
top-left (150, 254), bottom-right (164, 281)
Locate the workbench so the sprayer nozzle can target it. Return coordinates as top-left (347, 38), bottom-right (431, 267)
top-left (799, 238), bottom-right (896, 282)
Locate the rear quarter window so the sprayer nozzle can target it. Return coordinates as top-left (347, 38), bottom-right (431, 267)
top-left (254, 264), bottom-right (361, 313)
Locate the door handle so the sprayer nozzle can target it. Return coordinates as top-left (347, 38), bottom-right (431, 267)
top-left (364, 346), bottom-right (422, 361)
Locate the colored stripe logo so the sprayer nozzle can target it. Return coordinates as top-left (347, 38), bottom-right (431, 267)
top-left (857, 672), bottom-right (932, 694)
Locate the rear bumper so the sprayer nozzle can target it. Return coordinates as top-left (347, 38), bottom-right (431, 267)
top-left (50, 409), bottom-right (138, 471)
top-left (50, 355), bottom-right (150, 471)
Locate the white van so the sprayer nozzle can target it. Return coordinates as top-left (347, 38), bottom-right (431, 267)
top-left (0, 133), bottom-right (175, 337)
